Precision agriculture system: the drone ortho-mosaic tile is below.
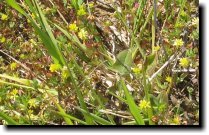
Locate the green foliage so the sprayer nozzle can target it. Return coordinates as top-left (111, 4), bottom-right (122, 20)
top-left (0, 0), bottom-right (199, 125)
top-left (110, 49), bottom-right (133, 75)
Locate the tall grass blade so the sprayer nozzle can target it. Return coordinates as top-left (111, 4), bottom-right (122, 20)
top-left (0, 112), bottom-right (19, 125)
top-left (121, 79), bottom-right (145, 125)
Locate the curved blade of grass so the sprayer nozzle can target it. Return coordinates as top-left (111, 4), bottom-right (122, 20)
top-left (121, 79), bottom-right (145, 125)
top-left (54, 103), bottom-right (73, 125)
top-left (33, 0), bottom-right (66, 65)
top-left (0, 112), bottom-right (19, 125)
top-left (75, 107), bottom-right (113, 125)
top-left (5, 0), bottom-right (27, 15)
top-left (0, 74), bottom-right (32, 86)
top-left (55, 111), bottom-right (87, 125)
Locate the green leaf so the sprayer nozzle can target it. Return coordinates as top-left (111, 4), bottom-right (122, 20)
top-left (0, 112), bottom-right (19, 125)
top-left (144, 54), bottom-right (156, 71)
top-left (111, 49), bottom-right (133, 75)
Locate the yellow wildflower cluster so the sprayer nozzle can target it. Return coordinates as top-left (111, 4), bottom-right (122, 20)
top-left (69, 23), bottom-right (78, 32)
top-left (179, 57), bottom-right (189, 68)
top-left (173, 115), bottom-right (181, 125)
top-left (61, 66), bottom-right (70, 80)
top-left (1, 14), bottom-right (8, 21)
top-left (78, 28), bottom-right (88, 40)
top-left (131, 64), bottom-right (142, 74)
top-left (10, 62), bottom-right (18, 70)
top-left (173, 39), bottom-right (184, 48)
top-left (49, 63), bottom-right (61, 72)
top-left (28, 98), bottom-right (38, 108)
top-left (153, 45), bottom-right (160, 52)
top-left (88, 2), bottom-right (94, 8)
top-left (77, 5), bottom-right (87, 16)
top-left (166, 76), bottom-right (172, 83)
top-left (0, 36), bottom-right (6, 43)
top-left (139, 99), bottom-right (151, 110)
top-left (8, 88), bottom-right (19, 100)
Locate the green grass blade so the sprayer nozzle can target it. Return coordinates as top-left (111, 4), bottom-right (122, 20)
top-left (75, 107), bottom-right (114, 125)
top-left (55, 111), bottom-right (87, 125)
top-left (32, 0), bottom-right (66, 65)
top-left (55, 103), bottom-right (73, 125)
top-left (5, 0), bottom-right (27, 15)
top-left (121, 79), bottom-right (145, 125)
top-left (0, 112), bottom-right (19, 125)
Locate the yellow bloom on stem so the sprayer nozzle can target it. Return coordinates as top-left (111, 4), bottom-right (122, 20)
top-left (0, 37), bottom-right (6, 43)
top-left (49, 63), bottom-right (61, 72)
top-left (131, 64), bottom-right (142, 74)
top-left (10, 62), bottom-right (18, 70)
top-left (166, 76), bottom-right (172, 83)
top-left (78, 28), bottom-right (88, 40)
top-left (1, 14), bottom-right (8, 21)
top-left (173, 39), bottom-right (184, 48)
top-left (179, 57), bottom-right (189, 68)
top-left (139, 99), bottom-right (151, 110)
top-left (61, 66), bottom-right (70, 79)
top-left (77, 5), bottom-right (87, 16)
top-left (28, 98), bottom-right (38, 108)
top-left (131, 67), bottom-right (141, 74)
top-left (153, 45), bottom-right (160, 52)
top-left (173, 115), bottom-right (181, 125)
top-left (68, 23), bottom-right (78, 32)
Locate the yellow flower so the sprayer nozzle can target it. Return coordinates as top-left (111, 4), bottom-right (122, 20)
top-left (0, 37), bottom-right (6, 43)
top-left (49, 63), bottom-right (61, 72)
top-left (8, 88), bottom-right (19, 100)
top-left (153, 45), bottom-right (160, 52)
top-left (166, 76), bottom-right (172, 83)
top-left (173, 39), bottom-right (184, 47)
top-left (61, 66), bottom-right (70, 79)
top-left (77, 5), bottom-right (87, 16)
top-left (131, 64), bottom-right (142, 74)
top-left (131, 67), bottom-right (141, 74)
top-left (28, 98), bottom-right (38, 108)
top-left (88, 3), bottom-right (94, 8)
top-left (11, 88), bottom-right (18, 96)
top-left (179, 57), bottom-right (189, 68)
top-left (78, 28), bottom-right (88, 40)
top-left (68, 23), bottom-right (78, 32)
top-left (139, 99), bottom-right (151, 110)
top-left (173, 115), bottom-right (181, 125)
top-left (1, 14), bottom-right (8, 21)
top-left (191, 17), bottom-right (199, 27)
top-left (31, 13), bottom-right (36, 19)
top-left (10, 62), bottom-right (18, 70)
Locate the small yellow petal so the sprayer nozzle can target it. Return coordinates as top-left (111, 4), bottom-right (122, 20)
top-left (166, 76), bottom-right (172, 83)
top-left (179, 58), bottom-right (189, 68)
top-left (174, 39), bottom-right (184, 47)
top-left (49, 64), bottom-right (61, 72)
top-left (1, 14), bottom-right (8, 21)
top-left (68, 23), bottom-right (78, 32)
top-left (78, 29), bottom-right (88, 40)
